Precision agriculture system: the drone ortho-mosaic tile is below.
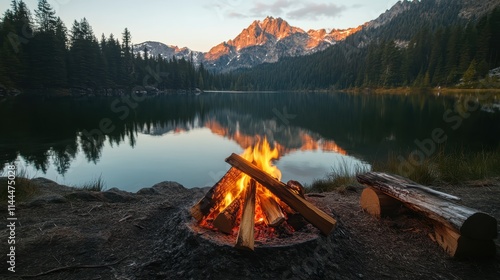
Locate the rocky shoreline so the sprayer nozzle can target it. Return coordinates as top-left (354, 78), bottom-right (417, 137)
top-left (0, 177), bottom-right (499, 279)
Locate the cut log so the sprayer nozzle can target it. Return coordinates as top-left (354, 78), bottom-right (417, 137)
top-left (433, 222), bottom-right (496, 259)
top-left (282, 181), bottom-right (307, 230)
top-left (258, 191), bottom-right (285, 227)
top-left (357, 172), bottom-right (498, 240)
top-left (235, 179), bottom-right (257, 251)
top-left (360, 187), bottom-right (401, 218)
top-left (226, 153), bottom-right (337, 235)
top-left (286, 180), bottom-right (305, 198)
top-left (213, 194), bottom-right (242, 234)
top-left (190, 167), bottom-right (242, 221)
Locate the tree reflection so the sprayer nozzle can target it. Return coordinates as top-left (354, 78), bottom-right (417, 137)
top-left (1, 92), bottom-right (499, 176)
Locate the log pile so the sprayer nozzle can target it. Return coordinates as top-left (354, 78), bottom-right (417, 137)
top-left (190, 153), bottom-right (337, 250)
top-left (357, 172), bottom-right (498, 259)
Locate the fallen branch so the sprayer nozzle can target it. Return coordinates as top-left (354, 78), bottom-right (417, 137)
top-left (119, 214), bottom-right (133, 222)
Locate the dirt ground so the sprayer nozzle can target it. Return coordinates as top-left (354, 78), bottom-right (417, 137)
top-left (0, 177), bottom-right (499, 280)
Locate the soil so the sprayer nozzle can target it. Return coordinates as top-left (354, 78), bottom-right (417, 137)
top-left (0, 177), bottom-right (499, 280)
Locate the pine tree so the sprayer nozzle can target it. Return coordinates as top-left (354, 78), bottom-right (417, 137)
top-left (121, 28), bottom-right (133, 85)
top-left (27, 0), bottom-right (67, 88)
top-left (0, 0), bottom-right (33, 87)
top-left (34, 0), bottom-right (56, 33)
top-left (68, 18), bottom-right (102, 88)
top-left (462, 59), bottom-right (478, 84)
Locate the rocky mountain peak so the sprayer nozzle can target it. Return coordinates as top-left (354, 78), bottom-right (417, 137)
top-left (204, 16), bottom-right (364, 71)
top-left (260, 16), bottom-right (304, 39)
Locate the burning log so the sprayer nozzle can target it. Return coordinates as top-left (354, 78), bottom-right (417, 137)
top-left (190, 167), bottom-right (242, 221)
top-left (226, 153), bottom-right (337, 235)
top-left (258, 190), bottom-right (285, 227)
top-left (235, 179), bottom-right (257, 251)
top-left (357, 172), bottom-right (497, 240)
top-left (213, 194), bottom-right (242, 234)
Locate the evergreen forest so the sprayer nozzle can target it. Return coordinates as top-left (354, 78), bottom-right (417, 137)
top-left (0, 0), bottom-right (228, 94)
top-left (232, 5), bottom-right (500, 90)
top-left (1, 0), bottom-right (499, 95)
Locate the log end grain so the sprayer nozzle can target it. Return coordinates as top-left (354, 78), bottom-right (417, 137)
top-left (360, 187), bottom-right (401, 218)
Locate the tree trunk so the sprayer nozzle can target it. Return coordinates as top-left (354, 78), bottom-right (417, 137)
top-left (226, 153), bottom-right (337, 235)
top-left (433, 222), bottom-right (496, 259)
top-left (357, 172), bottom-right (497, 240)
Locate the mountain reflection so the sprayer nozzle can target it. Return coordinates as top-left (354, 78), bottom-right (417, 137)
top-left (1, 92), bottom-right (499, 176)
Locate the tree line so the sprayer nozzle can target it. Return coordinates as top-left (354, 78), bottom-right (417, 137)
top-left (0, 0), bottom-right (229, 94)
top-left (231, 4), bottom-right (500, 90)
top-left (2, 0), bottom-right (499, 93)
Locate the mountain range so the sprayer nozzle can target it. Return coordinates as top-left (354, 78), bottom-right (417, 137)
top-left (133, 0), bottom-right (500, 73)
top-left (134, 16), bottom-right (361, 72)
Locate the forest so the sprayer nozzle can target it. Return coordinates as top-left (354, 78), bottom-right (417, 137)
top-left (231, 4), bottom-right (500, 90)
top-left (1, 0), bottom-right (499, 94)
top-left (0, 0), bottom-right (230, 94)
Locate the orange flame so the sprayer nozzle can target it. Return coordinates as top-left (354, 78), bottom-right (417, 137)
top-left (213, 137), bottom-right (282, 227)
top-left (200, 136), bottom-right (290, 236)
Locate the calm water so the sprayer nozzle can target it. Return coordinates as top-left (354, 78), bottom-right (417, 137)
top-left (1, 91), bottom-right (499, 192)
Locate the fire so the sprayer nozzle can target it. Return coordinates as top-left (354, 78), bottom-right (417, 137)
top-left (201, 137), bottom-right (285, 232)
top-left (231, 137), bottom-right (281, 224)
top-left (192, 138), bottom-right (338, 249)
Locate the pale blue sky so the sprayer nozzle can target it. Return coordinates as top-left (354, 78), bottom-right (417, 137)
top-left (2, 0), bottom-right (400, 52)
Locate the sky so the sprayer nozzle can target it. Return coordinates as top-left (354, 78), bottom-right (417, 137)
top-left (1, 0), bottom-right (401, 52)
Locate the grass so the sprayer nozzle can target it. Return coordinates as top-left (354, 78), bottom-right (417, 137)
top-left (372, 147), bottom-right (500, 186)
top-left (306, 146), bottom-right (500, 193)
top-left (77, 174), bottom-right (106, 191)
top-left (0, 165), bottom-right (38, 203)
top-left (306, 160), bottom-right (370, 193)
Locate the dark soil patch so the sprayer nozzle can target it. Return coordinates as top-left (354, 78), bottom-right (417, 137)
top-left (0, 177), bottom-right (499, 279)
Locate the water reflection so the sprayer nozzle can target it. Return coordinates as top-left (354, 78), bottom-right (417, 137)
top-left (1, 92), bottom-right (499, 190)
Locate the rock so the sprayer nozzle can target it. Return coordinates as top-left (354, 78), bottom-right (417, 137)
top-left (65, 191), bottom-right (104, 202)
top-left (102, 188), bottom-right (137, 202)
top-left (137, 181), bottom-right (188, 196)
top-left (27, 194), bottom-right (67, 207)
top-left (65, 188), bottom-right (137, 203)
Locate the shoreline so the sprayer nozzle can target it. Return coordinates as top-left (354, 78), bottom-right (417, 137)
top-left (0, 176), bottom-right (498, 279)
top-left (344, 86), bottom-right (500, 95)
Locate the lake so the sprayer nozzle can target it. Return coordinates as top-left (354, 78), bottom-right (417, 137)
top-left (1, 91), bottom-right (500, 192)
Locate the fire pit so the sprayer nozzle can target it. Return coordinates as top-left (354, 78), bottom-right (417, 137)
top-left (190, 138), bottom-right (337, 250)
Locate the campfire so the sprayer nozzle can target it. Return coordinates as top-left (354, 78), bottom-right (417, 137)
top-left (191, 138), bottom-right (337, 250)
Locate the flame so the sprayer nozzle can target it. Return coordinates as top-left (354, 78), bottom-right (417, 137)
top-left (200, 136), bottom-right (294, 238)
top-left (237, 137), bottom-right (281, 223)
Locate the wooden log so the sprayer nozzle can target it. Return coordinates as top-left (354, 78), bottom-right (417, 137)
top-left (282, 181), bottom-right (307, 230)
top-left (360, 187), bottom-right (401, 218)
top-left (357, 172), bottom-right (498, 240)
top-left (213, 194), bottom-right (242, 234)
top-left (286, 180), bottom-right (305, 198)
top-left (235, 179), bottom-right (257, 251)
top-left (226, 153), bottom-right (337, 235)
top-left (258, 192), bottom-right (285, 227)
top-left (190, 167), bottom-right (242, 221)
top-left (433, 222), bottom-right (496, 259)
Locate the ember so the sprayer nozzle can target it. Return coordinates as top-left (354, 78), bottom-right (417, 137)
top-left (191, 138), bottom-right (337, 250)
